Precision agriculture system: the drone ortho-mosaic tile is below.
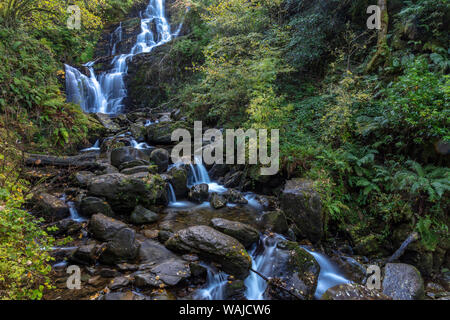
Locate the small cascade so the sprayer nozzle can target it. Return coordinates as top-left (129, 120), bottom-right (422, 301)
top-left (167, 183), bottom-right (177, 203)
top-left (197, 264), bottom-right (228, 300)
top-left (81, 139), bottom-right (100, 152)
top-left (65, 0), bottom-right (177, 114)
top-left (68, 202), bottom-right (86, 222)
top-left (130, 139), bottom-right (151, 150)
top-left (303, 248), bottom-right (350, 299)
top-left (187, 158), bottom-right (227, 193)
top-left (110, 22), bottom-right (123, 56)
top-left (244, 235), bottom-right (284, 300)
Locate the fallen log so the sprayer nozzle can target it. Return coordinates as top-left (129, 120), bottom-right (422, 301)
top-left (250, 268), bottom-right (304, 300)
top-left (385, 231), bottom-right (420, 264)
top-left (25, 153), bottom-right (100, 169)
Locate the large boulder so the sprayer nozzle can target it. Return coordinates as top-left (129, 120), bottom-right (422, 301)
top-left (210, 218), bottom-right (259, 248)
top-left (32, 193), bottom-right (69, 221)
top-left (100, 227), bottom-right (140, 265)
top-left (110, 146), bottom-right (149, 169)
top-left (88, 172), bottom-right (167, 213)
top-left (258, 210), bottom-right (288, 234)
top-left (168, 165), bottom-right (189, 197)
top-left (73, 171), bottom-right (95, 187)
top-left (80, 196), bottom-right (114, 217)
top-left (322, 283), bottom-right (391, 300)
top-left (188, 184), bottom-right (209, 203)
top-left (382, 263), bottom-right (424, 300)
top-left (88, 213), bottom-right (127, 241)
top-left (280, 179), bottom-right (323, 243)
top-left (138, 239), bottom-right (178, 264)
top-left (130, 205), bottom-right (159, 225)
top-left (165, 226), bottom-right (252, 279)
top-left (150, 148), bottom-right (169, 173)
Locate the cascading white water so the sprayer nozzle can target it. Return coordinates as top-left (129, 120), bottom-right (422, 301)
top-left (68, 202), bottom-right (86, 222)
top-left (303, 248), bottom-right (350, 299)
top-left (81, 139), bottom-right (100, 152)
top-left (244, 235), bottom-right (284, 300)
top-left (65, 0), bottom-right (176, 114)
top-left (167, 183), bottom-right (177, 203)
top-left (130, 139), bottom-right (151, 150)
top-left (197, 264), bottom-right (228, 300)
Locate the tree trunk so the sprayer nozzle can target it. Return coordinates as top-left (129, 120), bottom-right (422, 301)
top-left (366, 0), bottom-right (389, 73)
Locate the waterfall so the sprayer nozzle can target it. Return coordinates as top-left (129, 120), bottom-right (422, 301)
top-left (197, 264), bottom-right (228, 300)
top-left (167, 183), bottom-right (177, 203)
top-left (65, 0), bottom-right (175, 114)
top-left (68, 202), bottom-right (86, 222)
top-left (303, 248), bottom-right (350, 299)
top-left (244, 235), bottom-right (284, 300)
top-left (81, 139), bottom-right (100, 152)
top-left (130, 139), bottom-right (151, 150)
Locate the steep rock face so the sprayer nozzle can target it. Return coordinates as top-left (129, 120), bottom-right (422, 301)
top-left (125, 37), bottom-right (192, 111)
top-left (165, 225), bottom-right (252, 279)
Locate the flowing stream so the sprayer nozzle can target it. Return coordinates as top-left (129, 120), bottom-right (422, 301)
top-left (65, 0), bottom-right (176, 114)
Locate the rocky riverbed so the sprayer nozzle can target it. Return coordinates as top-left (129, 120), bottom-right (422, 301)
top-left (23, 109), bottom-right (449, 301)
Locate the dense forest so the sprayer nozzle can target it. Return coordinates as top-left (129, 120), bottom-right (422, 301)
top-left (0, 0), bottom-right (448, 301)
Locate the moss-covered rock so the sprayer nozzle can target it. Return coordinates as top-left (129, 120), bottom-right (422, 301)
top-left (88, 172), bottom-right (168, 213)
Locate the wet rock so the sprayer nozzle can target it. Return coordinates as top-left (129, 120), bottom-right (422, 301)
top-left (134, 272), bottom-right (160, 288)
top-left (168, 165), bottom-right (189, 197)
top-left (280, 179), bottom-right (323, 243)
top-left (121, 165), bottom-right (151, 175)
top-left (225, 279), bottom-right (246, 300)
top-left (32, 192), bottom-right (70, 221)
top-left (158, 230), bottom-right (174, 243)
top-left (145, 121), bottom-right (190, 145)
top-left (88, 213), bottom-right (127, 241)
top-left (119, 159), bottom-right (150, 171)
top-left (210, 193), bottom-right (227, 209)
top-left (382, 263), bottom-right (424, 300)
top-left (100, 228), bottom-right (140, 265)
top-left (165, 225), bottom-right (252, 279)
top-left (210, 218), bottom-right (259, 248)
top-left (110, 146), bottom-right (149, 168)
top-left (130, 205), bottom-right (159, 225)
top-left (138, 239), bottom-right (178, 264)
top-left (223, 189), bottom-right (248, 204)
top-left (109, 276), bottom-right (130, 290)
top-left (189, 262), bottom-right (207, 278)
top-left (99, 267), bottom-right (121, 278)
top-left (80, 196), bottom-right (114, 217)
top-left (332, 255), bottom-right (367, 284)
top-left (322, 283), bottom-right (391, 300)
top-left (70, 244), bottom-right (97, 265)
top-left (267, 241), bottom-right (320, 300)
top-left (150, 258), bottom-right (191, 286)
top-left (94, 113), bottom-right (122, 133)
top-left (208, 163), bottom-right (229, 180)
top-left (48, 218), bottom-right (83, 236)
top-left (74, 171), bottom-right (95, 187)
top-left (100, 291), bottom-right (145, 300)
top-left (224, 171), bottom-right (243, 188)
top-left (150, 148), bottom-right (169, 173)
top-left (259, 210), bottom-right (288, 234)
top-left (88, 172), bottom-right (168, 213)
top-left (188, 184), bottom-right (209, 203)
